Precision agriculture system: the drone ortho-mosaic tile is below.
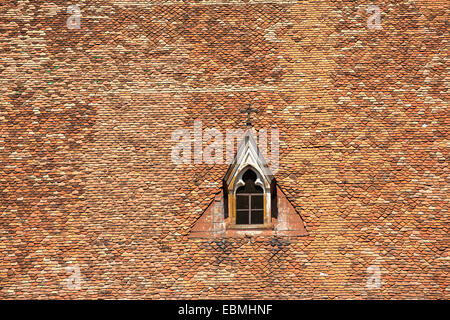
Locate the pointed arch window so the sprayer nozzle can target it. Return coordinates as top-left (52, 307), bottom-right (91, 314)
top-left (227, 164), bottom-right (272, 229)
top-left (223, 131), bottom-right (274, 229)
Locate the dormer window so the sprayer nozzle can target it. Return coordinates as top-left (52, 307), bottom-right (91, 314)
top-left (189, 129), bottom-right (308, 238)
top-left (224, 132), bottom-right (274, 229)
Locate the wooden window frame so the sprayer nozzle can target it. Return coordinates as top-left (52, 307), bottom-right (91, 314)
top-left (228, 185), bottom-right (273, 230)
top-left (235, 193), bottom-right (264, 225)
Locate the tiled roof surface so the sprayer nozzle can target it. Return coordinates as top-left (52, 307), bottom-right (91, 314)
top-left (1, 0), bottom-right (448, 299)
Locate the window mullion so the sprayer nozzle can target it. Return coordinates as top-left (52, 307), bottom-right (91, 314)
top-left (249, 195), bottom-right (252, 224)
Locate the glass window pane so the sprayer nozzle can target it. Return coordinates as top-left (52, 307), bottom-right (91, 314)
top-left (250, 210), bottom-right (264, 224)
top-left (251, 195), bottom-right (263, 209)
top-left (236, 211), bottom-right (249, 224)
top-left (236, 195), bottom-right (249, 210)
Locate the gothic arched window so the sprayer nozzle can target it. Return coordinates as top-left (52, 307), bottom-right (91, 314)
top-left (223, 131), bottom-right (274, 229)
